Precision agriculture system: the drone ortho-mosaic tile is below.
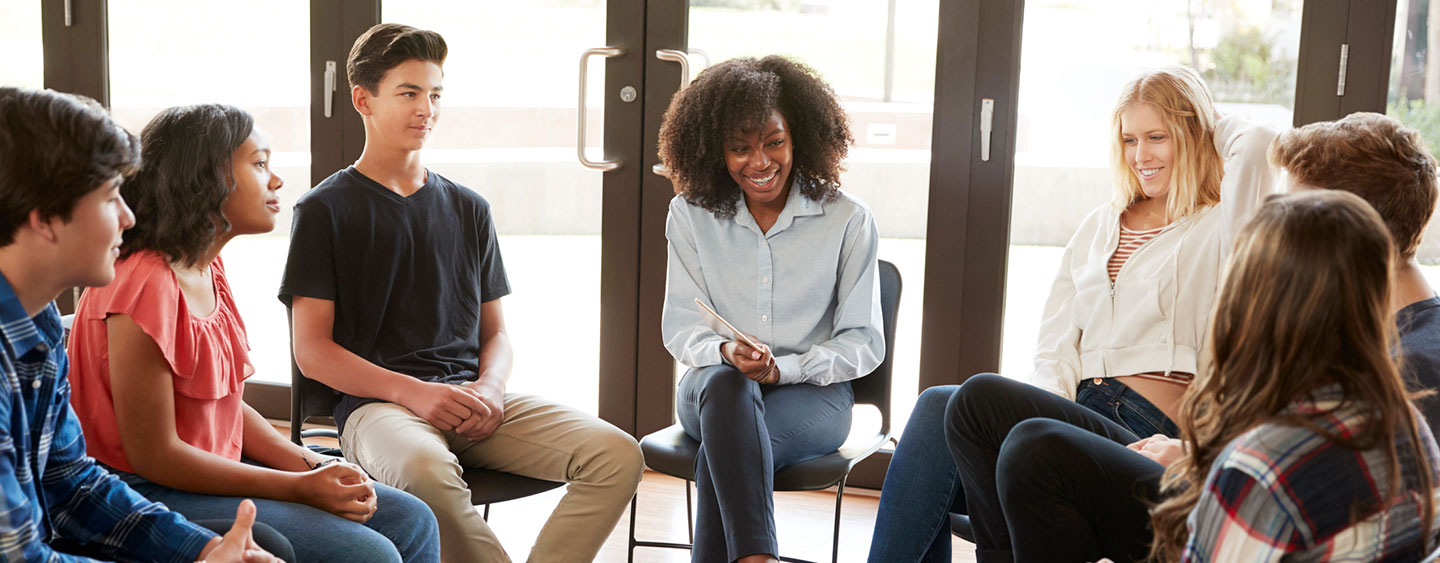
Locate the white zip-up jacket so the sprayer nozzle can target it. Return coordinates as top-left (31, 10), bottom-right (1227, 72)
top-left (1031, 115), bottom-right (1280, 399)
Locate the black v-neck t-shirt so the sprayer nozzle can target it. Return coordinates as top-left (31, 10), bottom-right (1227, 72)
top-left (279, 166), bottom-right (510, 431)
top-left (1399, 296), bottom-right (1440, 436)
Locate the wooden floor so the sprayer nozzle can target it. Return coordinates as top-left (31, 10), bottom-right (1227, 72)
top-left (487, 470), bottom-right (975, 563)
top-left (288, 424), bottom-right (975, 562)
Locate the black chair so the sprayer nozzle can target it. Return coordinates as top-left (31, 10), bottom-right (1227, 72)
top-left (1423, 542), bottom-right (1440, 563)
top-left (628, 260), bottom-right (901, 563)
top-left (285, 308), bottom-right (562, 520)
top-left (950, 513), bottom-right (974, 543)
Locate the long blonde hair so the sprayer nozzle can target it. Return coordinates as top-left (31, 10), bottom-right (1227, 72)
top-left (1110, 66), bottom-right (1223, 220)
top-left (1149, 190), bottom-right (1434, 560)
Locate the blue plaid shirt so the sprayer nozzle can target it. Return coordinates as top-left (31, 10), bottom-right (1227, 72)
top-left (0, 273), bottom-right (214, 562)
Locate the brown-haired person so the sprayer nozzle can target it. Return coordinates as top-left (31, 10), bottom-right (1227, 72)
top-left (1146, 190), bottom-right (1440, 560)
top-left (1272, 112), bottom-right (1440, 427)
top-left (280, 23), bottom-right (643, 563)
top-left (65, 104), bottom-right (440, 563)
top-left (972, 113), bottom-right (1440, 563)
top-left (0, 87), bottom-right (282, 562)
top-left (657, 56), bottom-right (884, 563)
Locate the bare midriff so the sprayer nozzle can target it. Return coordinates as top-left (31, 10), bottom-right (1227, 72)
top-left (1114, 374), bottom-right (1189, 428)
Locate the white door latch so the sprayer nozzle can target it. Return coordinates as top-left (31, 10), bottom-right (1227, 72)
top-left (324, 61), bottom-right (337, 119)
top-left (980, 98), bottom-right (995, 162)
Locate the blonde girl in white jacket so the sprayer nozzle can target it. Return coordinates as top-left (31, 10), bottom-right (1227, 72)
top-left (867, 66), bottom-right (1279, 563)
top-left (1028, 66), bottom-right (1279, 431)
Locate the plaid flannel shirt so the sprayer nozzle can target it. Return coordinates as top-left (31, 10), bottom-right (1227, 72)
top-left (0, 272), bottom-right (213, 562)
top-left (1183, 384), bottom-right (1440, 562)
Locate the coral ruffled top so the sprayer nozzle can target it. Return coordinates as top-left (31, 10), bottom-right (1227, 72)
top-left (67, 251), bottom-right (252, 472)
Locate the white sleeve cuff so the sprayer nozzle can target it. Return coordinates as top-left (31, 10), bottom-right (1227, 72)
top-left (775, 354), bottom-right (805, 385)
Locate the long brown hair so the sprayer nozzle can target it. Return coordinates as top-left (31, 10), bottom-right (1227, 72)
top-left (1149, 190), bottom-right (1434, 560)
top-left (1110, 66), bottom-right (1223, 220)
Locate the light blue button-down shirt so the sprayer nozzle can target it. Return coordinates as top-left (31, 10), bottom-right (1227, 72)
top-left (661, 182), bottom-right (884, 386)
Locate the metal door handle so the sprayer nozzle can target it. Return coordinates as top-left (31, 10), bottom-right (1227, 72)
top-left (655, 49), bottom-right (693, 90)
top-left (650, 49), bottom-right (695, 176)
top-left (578, 47), bottom-right (625, 171)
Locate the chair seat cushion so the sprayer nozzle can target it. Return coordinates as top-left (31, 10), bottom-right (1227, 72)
top-left (638, 425), bottom-right (701, 479)
top-left (638, 424), bottom-right (888, 492)
top-left (462, 468), bottom-right (564, 506)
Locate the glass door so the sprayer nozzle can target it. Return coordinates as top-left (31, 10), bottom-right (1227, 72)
top-left (651, 0), bottom-right (940, 439)
top-left (0, 1), bottom-right (43, 89)
top-left (1389, 0), bottom-right (1440, 285)
top-left (382, 2), bottom-right (610, 415)
top-left (999, 0), bottom-right (1305, 381)
top-left (108, 0), bottom-right (311, 385)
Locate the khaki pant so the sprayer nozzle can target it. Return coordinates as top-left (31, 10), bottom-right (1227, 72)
top-left (341, 394), bottom-right (643, 563)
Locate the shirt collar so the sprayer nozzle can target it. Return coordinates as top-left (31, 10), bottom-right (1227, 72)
top-left (1282, 383), bottom-right (1347, 416)
top-left (0, 272), bottom-right (58, 359)
top-left (731, 176), bottom-right (826, 236)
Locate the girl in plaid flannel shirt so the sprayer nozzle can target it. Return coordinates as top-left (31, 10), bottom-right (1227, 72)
top-left (1148, 190), bottom-right (1440, 561)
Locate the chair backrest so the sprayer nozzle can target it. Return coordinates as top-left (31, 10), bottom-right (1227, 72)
top-left (1424, 541), bottom-right (1440, 563)
top-left (850, 259), bottom-right (901, 437)
top-left (61, 314), bottom-right (74, 347)
top-left (287, 307), bottom-right (342, 444)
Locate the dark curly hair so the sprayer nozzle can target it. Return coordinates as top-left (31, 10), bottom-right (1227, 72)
top-left (658, 56), bottom-right (853, 218)
top-left (121, 104), bottom-right (253, 267)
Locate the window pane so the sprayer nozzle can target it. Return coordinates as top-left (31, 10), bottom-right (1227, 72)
top-left (1390, 0), bottom-right (1440, 283)
top-left (108, 1), bottom-right (309, 384)
top-left (1002, 1), bottom-right (1302, 380)
top-left (382, 2), bottom-right (607, 415)
top-left (0, 1), bottom-right (43, 89)
top-left (686, 0), bottom-right (937, 437)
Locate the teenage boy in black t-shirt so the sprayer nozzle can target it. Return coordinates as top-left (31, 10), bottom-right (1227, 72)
top-left (1270, 112), bottom-right (1440, 428)
top-left (280, 24), bottom-right (642, 563)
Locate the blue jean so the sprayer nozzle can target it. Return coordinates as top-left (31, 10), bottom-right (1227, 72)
top-left (114, 466), bottom-right (441, 563)
top-left (1074, 378), bottom-right (1181, 438)
top-left (867, 385), bottom-right (966, 563)
top-left (676, 365), bottom-right (854, 563)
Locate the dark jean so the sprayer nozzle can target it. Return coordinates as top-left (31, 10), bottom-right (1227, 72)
top-left (996, 418), bottom-right (1165, 562)
top-left (868, 377), bottom-right (1178, 562)
top-left (1074, 377), bottom-right (1181, 438)
top-left (676, 365), bottom-right (854, 563)
top-left (110, 464), bottom-right (441, 563)
top-left (944, 374), bottom-right (1167, 563)
top-left (867, 385), bottom-right (966, 563)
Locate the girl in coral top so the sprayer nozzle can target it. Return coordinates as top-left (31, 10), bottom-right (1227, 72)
top-left (66, 104), bottom-right (439, 563)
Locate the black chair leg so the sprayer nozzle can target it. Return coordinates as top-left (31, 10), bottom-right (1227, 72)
top-left (627, 494), bottom-right (638, 563)
top-left (631, 477), bottom-right (699, 559)
top-left (482, 503), bottom-right (491, 521)
top-left (831, 476), bottom-right (848, 563)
